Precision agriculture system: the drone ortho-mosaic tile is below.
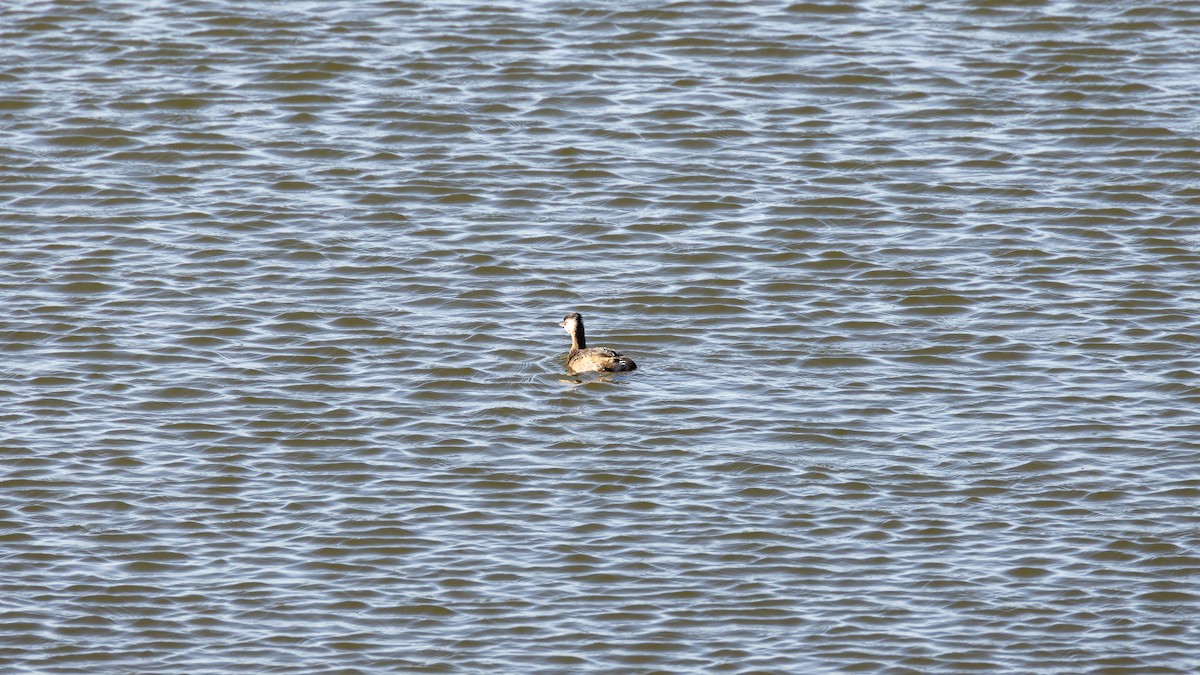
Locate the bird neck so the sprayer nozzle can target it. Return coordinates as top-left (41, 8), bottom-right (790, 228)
top-left (571, 323), bottom-right (587, 351)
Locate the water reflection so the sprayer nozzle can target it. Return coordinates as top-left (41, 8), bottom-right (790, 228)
top-left (1, 0), bottom-right (1198, 673)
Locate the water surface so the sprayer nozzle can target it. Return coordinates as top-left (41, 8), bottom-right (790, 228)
top-left (2, 1), bottom-right (1199, 672)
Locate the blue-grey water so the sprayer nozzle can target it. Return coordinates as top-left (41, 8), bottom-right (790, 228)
top-left (2, 1), bottom-right (1199, 673)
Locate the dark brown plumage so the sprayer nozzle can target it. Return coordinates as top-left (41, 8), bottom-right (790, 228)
top-left (559, 312), bottom-right (637, 374)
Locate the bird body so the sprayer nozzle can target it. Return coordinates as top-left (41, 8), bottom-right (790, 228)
top-left (559, 312), bottom-right (637, 374)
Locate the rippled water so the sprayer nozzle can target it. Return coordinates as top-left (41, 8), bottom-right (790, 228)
top-left (3, 1), bottom-right (1200, 672)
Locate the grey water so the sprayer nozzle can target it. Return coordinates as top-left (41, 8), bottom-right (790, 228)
top-left (2, 1), bottom-right (1199, 672)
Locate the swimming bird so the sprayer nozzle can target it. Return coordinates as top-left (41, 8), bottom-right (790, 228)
top-left (558, 312), bottom-right (637, 374)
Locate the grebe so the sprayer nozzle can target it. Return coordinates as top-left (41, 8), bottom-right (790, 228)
top-left (559, 312), bottom-right (637, 374)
